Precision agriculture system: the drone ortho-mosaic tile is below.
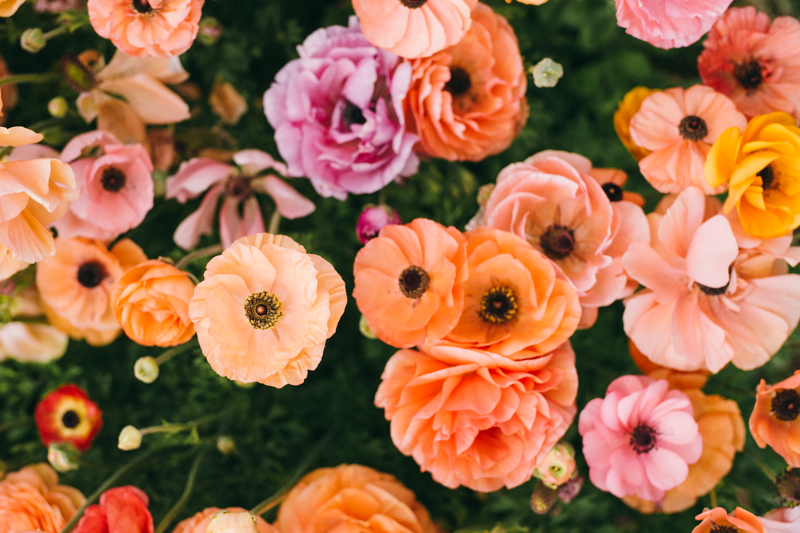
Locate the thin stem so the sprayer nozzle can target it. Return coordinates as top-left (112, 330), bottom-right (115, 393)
top-left (378, 188), bottom-right (387, 205)
top-left (155, 339), bottom-right (198, 366)
top-left (748, 451), bottom-right (777, 483)
top-left (0, 146), bottom-right (12, 159)
top-left (268, 210), bottom-right (281, 234)
top-left (0, 73), bottom-right (60, 87)
top-left (154, 443), bottom-right (211, 533)
top-left (175, 244), bottom-right (223, 271)
top-left (710, 487), bottom-right (717, 508)
top-left (0, 417), bottom-right (31, 434)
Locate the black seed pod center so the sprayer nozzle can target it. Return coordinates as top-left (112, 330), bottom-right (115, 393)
top-left (400, 0), bottom-right (427, 7)
top-left (734, 59), bottom-right (763, 91)
top-left (244, 291), bottom-right (283, 330)
top-left (540, 225), bottom-right (575, 260)
top-left (444, 67), bottom-right (471, 97)
top-left (678, 115), bottom-right (708, 141)
top-left (697, 281), bottom-right (729, 295)
top-left (758, 165), bottom-right (775, 190)
top-left (772, 389), bottom-right (800, 422)
top-left (77, 261), bottom-right (107, 288)
top-left (132, 0), bottom-right (154, 13)
top-left (398, 266), bottom-right (429, 299)
top-left (629, 423), bottom-right (657, 454)
top-left (602, 182), bottom-right (623, 202)
top-left (343, 102), bottom-right (367, 127)
top-left (710, 526), bottom-right (740, 533)
top-left (479, 285), bottom-right (518, 324)
top-left (61, 410), bottom-right (80, 429)
top-left (226, 176), bottom-right (252, 200)
top-left (101, 167), bottom-right (127, 193)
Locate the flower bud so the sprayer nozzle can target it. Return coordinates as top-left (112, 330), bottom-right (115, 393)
top-left (777, 468), bottom-right (800, 507)
top-left (533, 442), bottom-right (576, 488)
top-left (530, 58), bottom-right (563, 88)
top-left (118, 425), bottom-right (142, 451)
top-left (359, 314), bottom-right (377, 340)
top-left (206, 511), bottom-right (259, 533)
top-left (134, 356), bottom-right (160, 384)
top-left (47, 443), bottom-right (80, 473)
top-left (198, 17), bottom-right (222, 45)
top-left (556, 475), bottom-right (583, 504)
top-left (209, 79), bottom-right (247, 126)
top-left (530, 480), bottom-right (557, 515)
top-left (47, 96), bottom-right (68, 118)
top-left (20, 29), bottom-right (46, 53)
top-left (216, 436), bottom-right (235, 455)
top-left (356, 204), bottom-right (401, 244)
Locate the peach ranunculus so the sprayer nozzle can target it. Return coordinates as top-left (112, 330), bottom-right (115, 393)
top-left (36, 237), bottom-right (147, 347)
top-left (189, 233), bottom-right (347, 388)
top-left (0, 463), bottom-right (86, 533)
top-left (749, 370), bottom-right (800, 467)
top-left (692, 507), bottom-right (766, 533)
top-left (404, 2), bottom-right (527, 162)
top-left (173, 507), bottom-right (275, 533)
top-left (87, 0), bottom-right (204, 58)
top-left (275, 464), bottom-right (434, 533)
top-left (112, 259), bottom-right (195, 347)
top-left (375, 342), bottom-right (578, 492)
top-left (622, 186), bottom-right (800, 373)
top-left (613, 86), bottom-right (659, 161)
top-left (629, 84), bottom-right (747, 194)
top-left (73, 486), bottom-right (153, 533)
top-left (352, 0), bottom-right (477, 60)
top-left (443, 228), bottom-right (580, 357)
top-left (760, 507), bottom-right (800, 533)
top-left (353, 218), bottom-right (468, 348)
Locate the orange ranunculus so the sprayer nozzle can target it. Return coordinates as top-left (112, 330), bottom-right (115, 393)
top-left (692, 507), bottom-right (766, 533)
top-left (749, 370), bottom-right (800, 466)
top-left (112, 259), bottom-right (195, 347)
top-left (274, 464), bottom-right (434, 533)
top-left (623, 389), bottom-right (745, 513)
top-left (353, 218), bottom-right (468, 348)
top-left (0, 463), bottom-right (85, 532)
top-left (173, 507), bottom-right (275, 533)
top-left (614, 86), bottom-right (659, 161)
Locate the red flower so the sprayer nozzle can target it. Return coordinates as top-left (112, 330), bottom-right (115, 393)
top-left (35, 384), bottom-right (103, 452)
top-left (74, 486), bottom-right (154, 533)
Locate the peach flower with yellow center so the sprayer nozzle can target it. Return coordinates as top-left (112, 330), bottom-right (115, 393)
top-left (189, 233), bottom-right (346, 388)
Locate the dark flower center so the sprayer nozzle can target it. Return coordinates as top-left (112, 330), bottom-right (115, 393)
top-left (697, 281), bottom-right (729, 295)
top-left (61, 410), bottom-right (80, 429)
top-left (772, 389), bottom-right (800, 422)
top-left (758, 164), bottom-right (776, 190)
top-left (444, 67), bottom-right (471, 97)
top-left (226, 176), bottom-right (252, 200)
top-left (132, 0), bottom-right (154, 13)
top-left (540, 225), bottom-right (575, 260)
top-left (399, 0), bottom-right (427, 8)
top-left (733, 59), bottom-right (763, 91)
top-left (678, 115), bottom-right (708, 141)
top-left (77, 261), bottom-right (107, 289)
top-left (398, 266), bottom-right (429, 299)
top-left (479, 285), bottom-right (518, 324)
top-left (601, 183), bottom-right (623, 202)
top-left (629, 423), bottom-right (657, 454)
top-left (244, 291), bottom-right (283, 330)
top-left (101, 167), bottom-right (127, 193)
top-left (343, 102), bottom-right (366, 127)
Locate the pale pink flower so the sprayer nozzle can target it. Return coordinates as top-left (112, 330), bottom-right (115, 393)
top-left (622, 187), bottom-right (800, 373)
top-left (0, 287), bottom-right (68, 364)
top-left (760, 507), bottom-right (800, 533)
top-left (579, 375), bottom-right (702, 501)
top-left (615, 0), bottom-right (733, 49)
top-left (54, 131), bottom-right (154, 242)
top-left (33, 0), bottom-right (85, 11)
top-left (166, 150), bottom-right (315, 250)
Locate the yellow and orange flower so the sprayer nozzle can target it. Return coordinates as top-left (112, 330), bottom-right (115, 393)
top-left (613, 86), bottom-right (659, 161)
top-left (749, 370), bottom-right (800, 466)
top-left (0, 463), bottom-right (85, 532)
top-left (34, 384), bottom-right (103, 452)
top-left (692, 507), bottom-right (765, 533)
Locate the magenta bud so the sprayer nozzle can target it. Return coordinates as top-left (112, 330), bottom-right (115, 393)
top-left (556, 475), bottom-right (583, 504)
top-left (356, 204), bottom-right (401, 244)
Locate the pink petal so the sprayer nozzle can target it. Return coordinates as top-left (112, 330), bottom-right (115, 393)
top-left (173, 184), bottom-right (225, 250)
top-left (642, 447), bottom-right (689, 491)
top-left (254, 176), bottom-right (315, 219)
top-left (233, 149), bottom-right (289, 176)
top-left (166, 158), bottom-right (231, 203)
top-left (685, 214), bottom-right (738, 288)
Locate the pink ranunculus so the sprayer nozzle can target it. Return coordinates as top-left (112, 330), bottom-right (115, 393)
top-left (73, 486), bottom-right (153, 533)
top-left (760, 507), bottom-right (800, 533)
top-left (263, 17), bottom-right (419, 200)
top-left (165, 150), bottom-right (315, 250)
top-left (54, 131), bottom-right (154, 242)
top-left (622, 187), bottom-right (800, 373)
top-left (614, 0), bottom-right (733, 49)
top-left (579, 375), bottom-right (702, 502)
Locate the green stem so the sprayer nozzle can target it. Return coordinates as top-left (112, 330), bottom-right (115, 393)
top-left (155, 339), bottom-right (198, 366)
top-left (0, 146), bottom-right (12, 160)
top-left (175, 244), bottom-right (224, 271)
top-left (0, 417), bottom-right (30, 434)
top-left (0, 73), bottom-right (60, 87)
top-left (268, 210), bottom-right (281, 234)
top-left (748, 451), bottom-right (777, 483)
top-left (710, 487), bottom-right (717, 508)
top-left (154, 443), bottom-right (211, 533)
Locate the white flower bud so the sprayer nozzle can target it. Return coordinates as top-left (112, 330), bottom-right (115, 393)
top-left (47, 97), bottom-right (68, 118)
top-left (134, 356), bottom-right (160, 384)
top-left (20, 29), bottom-right (46, 53)
top-left (206, 511), bottom-right (259, 533)
top-left (47, 443), bottom-right (80, 473)
top-left (216, 436), bottom-right (235, 455)
top-left (530, 58), bottom-right (564, 88)
top-left (118, 425), bottom-right (142, 451)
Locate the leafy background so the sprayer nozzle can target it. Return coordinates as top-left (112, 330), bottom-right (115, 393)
top-left (2, 0), bottom-right (800, 531)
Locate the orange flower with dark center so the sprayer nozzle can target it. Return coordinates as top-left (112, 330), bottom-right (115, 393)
top-left (749, 370), bottom-right (800, 466)
top-left (35, 384), bottom-right (103, 452)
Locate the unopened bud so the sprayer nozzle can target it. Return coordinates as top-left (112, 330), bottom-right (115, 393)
top-left (359, 314), bottom-right (377, 340)
top-left (47, 443), bottom-right (80, 473)
top-left (556, 475), bottom-right (583, 504)
top-left (530, 58), bottom-right (563, 88)
top-left (533, 442), bottom-right (576, 489)
top-left (777, 468), bottom-right (800, 507)
top-left (21, 29), bottom-right (46, 53)
top-left (216, 436), bottom-right (235, 455)
top-left (356, 204), bottom-right (401, 244)
top-left (198, 17), bottom-right (222, 45)
top-left (530, 480), bottom-right (558, 515)
top-left (47, 96), bottom-right (68, 118)
top-left (134, 356), bottom-right (160, 384)
top-left (206, 510), bottom-right (259, 533)
top-left (118, 425), bottom-right (142, 451)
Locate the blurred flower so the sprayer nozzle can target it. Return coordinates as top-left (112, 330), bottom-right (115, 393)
top-left (404, 3), bottom-right (527, 162)
top-left (147, 129), bottom-right (177, 173)
top-left (531, 58), bottom-right (563, 88)
top-left (206, 511), bottom-right (259, 533)
top-left (629, 84), bottom-right (746, 194)
top-left (174, 508), bottom-right (273, 533)
top-left (353, 218), bottom-right (467, 348)
top-left (533, 443), bottom-right (576, 489)
top-left (750, 370), bottom-right (800, 467)
top-left (557, 476), bottom-right (583, 504)
top-left (692, 507), bottom-right (765, 533)
top-left (36, 238), bottom-right (147, 346)
top-left (118, 425), bottom-right (142, 450)
top-left (48, 97), bottom-right (69, 118)
top-left (615, 0), bottom-right (733, 49)
top-left (275, 465), bottom-right (434, 533)
top-left (0, 0), bottom-right (26, 17)
top-left (614, 87), bottom-right (659, 161)
top-left (33, 0), bottom-right (85, 11)
top-left (264, 18), bottom-right (419, 200)
top-left (579, 375), bottom-right (702, 501)
top-left (47, 443), bottom-right (81, 473)
top-left (761, 507), bottom-right (800, 533)
top-left (0, 53), bottom-right (18, 126)
top-left (35, 384), bottom-right (103, 453)
top-left (209, 79), bottom-right (247, 126)
top-left (216, 437), bottom-right (235, 455)
top-left (87, 0), bottom-right (204, 58)
top-left (166, 150), bottom-right (314, 250)
top-left (705, 112), bottom-right (800, 239)
top-left (20, 29), bottom-right (46, 53)
top-left (197, 17), bottom-right (221, 45)
top-left (356, 205), bottom-right (401, 245)
top-left (352, 0), bottom-right (476, 59)
top-left (699, 7), bottom-right (800, 121)
top-left (0, 463), bottom-right (85, 531)
top-left (55, 130), bottom-right (154, 241)
top-left (134, 356), bottom-right (159, 383)
top-left (189, 233), bottom-right (346, 388)
top-left (375, 342), bottom-right (578, 491)
top-left (530, 481), bottom-right (558, 515)
top-left (0, 286), bottom-right (69, 364)
top-left (776, 468), bottom-right (800, 506)
top-left (74, 486), bottom-right (153, 533)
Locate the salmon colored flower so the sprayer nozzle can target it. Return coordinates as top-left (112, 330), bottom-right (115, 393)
top-left (749, 370), bottom-right (800, 467)
top-left (761, 507), bottom-right (800, 533)
top-left (699, 7), bottom-right (800, 121)
top-left (275, 464), bottom-right (434, 533)
top-left (36, 238), bottom-right (147, 347)
top-left (112, 259), bottom-right (195, 347)
top-left (404, 2), bottom-right (527, 162)
top-left (444, 228), bottom-right (580, 357)
top-left (614, 87), bottom-right (659, 161)
top-left (173, 508), bottom-right (275, 533)
top-left (630, 85), bottom-right (747, 194)
top-left (353, 218), bottom-right (467, 348)
top-left (705, 112), bottom-right (800, 239)
top-left (189, 233), bottom-right (347, 388)
top-left (375, 342), bottom-right (578, 492)
top-left (0, 464), bottom-right (85, 533)
top-left (615, 0), bottom-right (733, 49)
top-left (73, 486), bottom-right (153, 533)
top-left (352, 0), bottom-right (477, 59)
top-left (622, 187), bottom-right (800, 373)
top-left (35, 384), bottom-right (103, 452)
top-left (692, 507), bottom-right (766, 533)
top-left (87, 0), bottom-right (204, 58)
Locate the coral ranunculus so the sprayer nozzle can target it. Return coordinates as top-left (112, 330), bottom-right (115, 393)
top-left (749, 370), bottom-right (800, 467)
top-left (404, 2), bottom-right (527, 162)
top-left (173, 507), bottom-right (275, 533)
top-left (112, 259), bottom-right (196, 347)
top-left (73, 486), bottom-right (153, 533)
top-left (189, 233), bottom-right (346, 388)
top-left (614, 0), bottom-right (733, 49)
top-left (35, 384), bottom-right (103, 452)
top-left (692, 507), bottom-right (766, 533)
top-left (375, 342), bottom-right (578, 492)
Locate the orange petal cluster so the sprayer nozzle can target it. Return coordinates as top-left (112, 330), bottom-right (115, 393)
top-left (0, 463), bottom-right (85, 532)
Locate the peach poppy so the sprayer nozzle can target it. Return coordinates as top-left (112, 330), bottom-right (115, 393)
top-left (352, 0), bottom-right (477, 60)
top-left (375, 342), bottom-right (578, 492)
top-left (614, 87), bottom-right (659, 161)
top-left (699, 7), bottom-right (800, 121)
top-left (0, 463), bottom-right (86, 533)
top-left (761, 507), bottom-right (800, 533)
top-left (404, 2), bottom-right (527, 162)
top-left (36, 238), bottom-right (147, 347)
top-left (173, 507), bottom-right (275, 533)
top-left (692, 507), bottom-right (766, 533)
top-left (189, 233), bottom-right (347, 388)
top-left (87, 0), bottom-right (204, 58)
top-left (629, 84), bottom-right (747, 194)
top-left (112, 259), bottom-right (195, 347)
top-left (444, 228), bottom-right (580, 357)
top-left (353, 218), bottom-right (468, 348)
top-left (749, 370), bottom-right (800, 467)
